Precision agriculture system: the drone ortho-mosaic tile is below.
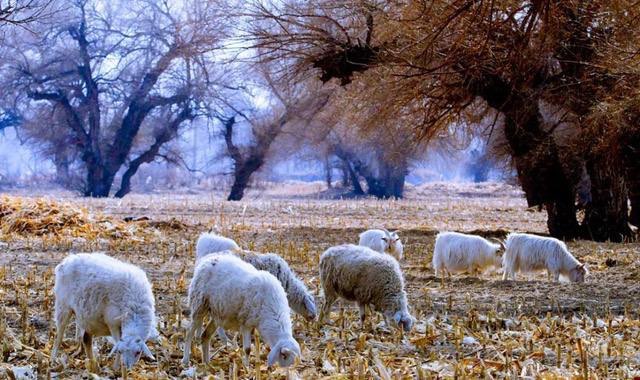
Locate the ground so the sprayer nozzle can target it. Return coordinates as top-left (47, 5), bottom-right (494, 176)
top-left (0, 182), bottom-right (639, 379)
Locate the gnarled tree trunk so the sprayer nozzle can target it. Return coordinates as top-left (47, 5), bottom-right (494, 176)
top-left (228, 157), bottom-right (264, 201)
top-left (581, 155), bottom-right (632, 242)
top-left (223, 116), bottom-right (281, 201)
top-left (324, 156), bottom-right (332, 189)
top-left (114, 107), bottom-right (192, 198)
top-left (332, 145), bottom-right (365, 196)
top-left (508, 133), bottom-right (580, 240)
top-left (358, 160), bottom-right (407, 199)
top-left (469, 75), bottom-right (581, 239)
top-left (627, 168), bottom-right (640, 228)
top-left (84, 159), bottom-right (111, 197)
top-left (621, 126), bottom-right (640, 227)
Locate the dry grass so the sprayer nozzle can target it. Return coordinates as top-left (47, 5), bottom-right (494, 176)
top-left (0, 182), bottom-right (639, 379)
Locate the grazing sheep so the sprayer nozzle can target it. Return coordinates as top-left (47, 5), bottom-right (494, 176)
top-left (52, 253), bottom-right (157, 370)
top-left (182, 254), bottom-right (301, 367)
top-left (195, 249), bottom-right (316, 346)
top-left (195, 232), bottom-right (240, 261)
top-left (358, 228), bottom-right (404, 260)
top-left (319, 244), bottom-right (413, 331)
top-left (432, 232), bottom-right (502, 278)
top-left (197, 242), bottom-right (317, 321)
top-left (502, 233), bottom-right (588, 282)
top-left (235, 250), bottom-right (317, 320)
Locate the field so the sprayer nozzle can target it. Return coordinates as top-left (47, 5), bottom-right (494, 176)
top-left (0, 182), bottom-right (639, 379)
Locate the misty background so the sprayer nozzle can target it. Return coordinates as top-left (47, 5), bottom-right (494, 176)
top-left (0, 119), bottom-right (506, 194)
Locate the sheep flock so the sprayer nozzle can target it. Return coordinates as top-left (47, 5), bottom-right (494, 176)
top-left (0, 190), bottom-right (638, 379)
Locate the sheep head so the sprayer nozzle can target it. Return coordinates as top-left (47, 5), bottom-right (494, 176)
top-left (267, 339), bottom-right (301, 368)
top-left (389, 231), bottom-right (404, 260)
top-left (382, 291), bottom-right (414, 332)
top-left (569, 263), bottom-right (589, 283)
top-left (302, 294), bottom-right (317, 321)
top-left (110, 336), bottom-right (154, 369)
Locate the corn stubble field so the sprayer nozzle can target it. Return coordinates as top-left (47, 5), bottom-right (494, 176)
top-left (0, 182), bottom-right (639, 379)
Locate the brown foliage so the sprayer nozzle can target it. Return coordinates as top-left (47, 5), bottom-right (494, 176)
top-left (249, 0), bottom-right (640, 239)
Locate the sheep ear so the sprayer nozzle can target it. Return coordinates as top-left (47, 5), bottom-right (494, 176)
top-left (280, 347), bottom-right (295, 362)
top-left (492, 238), bottom-right (507, 251)
top-left (142, 343), bottom-right (155, 360)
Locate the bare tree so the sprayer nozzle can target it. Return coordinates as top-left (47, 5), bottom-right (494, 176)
top-left (219, 76), bottom-right (331, 201)
top-left (326, 129), bottom-right (413, 199)
top-left (0, 0), bottom-right (54, 27)
top-left (248, 0), bottom-right (640, 241)
top-left (5, 0), bottom-right (226, 197)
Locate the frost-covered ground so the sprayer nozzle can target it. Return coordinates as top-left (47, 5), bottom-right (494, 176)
top-left (0, 182), bottom-right (638, 378)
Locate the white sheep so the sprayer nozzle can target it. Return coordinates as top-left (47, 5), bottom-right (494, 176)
top-left (432, 231), bottom-right (502, 278)
top-left (196, 234), bottom-right (316, 321)
top-left (182, 254), bottom-right (301, 367)
top-left (235, 250), bottom-right (317, 320)
top-left (358, 228), bottom-right (404, 260)
top-left (195, 232), bottom-right (240, 260)
top-left (52, 253), bottom-right (157, 370)
top-left (502, 233), bottom-right (588, 282)
top-left (318, 244), bottom-right (413, 331)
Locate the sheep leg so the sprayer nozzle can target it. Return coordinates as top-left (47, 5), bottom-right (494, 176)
top-left (51, 304), bottom-right (72, 361)
top-left (82, 332), bottom-right (93, 361)
top-left (216, 327), bottom-right (229, 345)
top-left (319, 294), bottom-right (337, 324)
top-left (358, 303), bottom-right (366, 328)
top-left (551, 271), bottom-right (560, 282)
top-left (182, 311), bottom-right (204, 366)
top-left (72, 323), bottom-right (85, 358)
top-left (201, 320), bottom-right (218, 363)
top-left (217, 327), bottom-right (239, 349)
top-left (241, 328), bottom-right (252, 367)
top-left (383, 314), bottom-right (395, 331)
top-left (503, 270), bottom-right (515, 281)
top-left (82, 332), bottom-right (99, 372)
top-left (107, 324), bottom-right (122, 370)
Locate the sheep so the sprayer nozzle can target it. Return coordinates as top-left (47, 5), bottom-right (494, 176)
top-left (318, 244), bottom-right (413, 331)
top-left (182, 254), bottom-right (301, 368)
top-left (358, 228), bottom-right (404, 260)
top-left (432, 231), bottom-right (502, 279)
top-left (51, 253), bottom-right (157, 370)
top-left (196, 235), bottom-right (317, 321)
top-left (196, 249), bottom-right (316, 347)
top-left (502, 232), bottom-right (588, 282)
top-left (195, 232), bottom-right (240, 260)
top-left (235, 250), bottom-right (317, 320)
